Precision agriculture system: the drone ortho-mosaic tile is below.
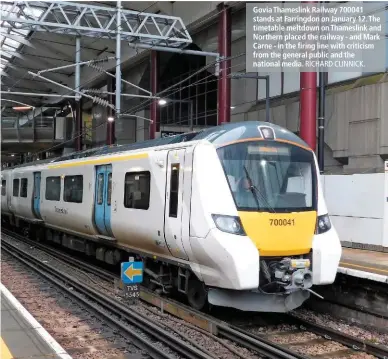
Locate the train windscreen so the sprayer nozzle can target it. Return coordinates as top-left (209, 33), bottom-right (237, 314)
top-left (217, 141), bottom-right (317, 212)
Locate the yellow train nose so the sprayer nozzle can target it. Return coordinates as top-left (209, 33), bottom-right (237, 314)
top-left (238, 211), bottom-right (317, 256)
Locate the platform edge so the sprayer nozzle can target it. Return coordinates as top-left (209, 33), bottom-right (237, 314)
top-left (338, 267), bottom-right (388, 284)
top-left (0, 283), bottom-right (73, 359)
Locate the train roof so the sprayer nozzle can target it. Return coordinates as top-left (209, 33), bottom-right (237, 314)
top-left (4, 121), bottom-right (309, 170)
top-left (194, 121), bottom-right (308, 147)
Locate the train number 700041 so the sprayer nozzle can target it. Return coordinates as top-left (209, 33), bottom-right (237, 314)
top-left (269, 219), bottom-right (295, 226)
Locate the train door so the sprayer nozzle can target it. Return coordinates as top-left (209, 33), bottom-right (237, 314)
top-left (33, 172), bottom-right (42, 219)
top-left (94, 165), bottom-right (113, 237)
top-left (164, 149), bottom-right (189, 260)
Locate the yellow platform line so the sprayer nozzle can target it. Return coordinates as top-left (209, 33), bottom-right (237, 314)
top-left (340, 261), bottom-right (388, 274)
top-left (1, 337), bottom-right (13, 359)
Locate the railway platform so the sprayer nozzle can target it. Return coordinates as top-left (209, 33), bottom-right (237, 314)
top-left (338, 247), bottom-right (388, 284)
top-left (0, 283), bottom-right (71, 359)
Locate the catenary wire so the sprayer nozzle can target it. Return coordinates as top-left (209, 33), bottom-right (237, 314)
top-left (22, 55), bottom-right (246, 158)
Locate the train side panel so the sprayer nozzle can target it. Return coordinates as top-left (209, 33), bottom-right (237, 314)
top-left (40, 165), bottom-right (97, 236)
top-left (111, 150), bottom-right (173, 257)
top-left (311, 155), bottom-right (342, 285)
top-left (189, 143), bottom-right (260, 290)
top-left (10, 167), bottom-right (36, 221)
top-left (1, 170), bottom-right (12, 215)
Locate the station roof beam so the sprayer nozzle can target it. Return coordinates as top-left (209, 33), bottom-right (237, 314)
top-left (0, 1), bottom-right (192, 46)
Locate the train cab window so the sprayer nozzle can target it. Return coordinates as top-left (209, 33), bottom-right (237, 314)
top-left (169, 164), bottom-right (180, 218)
top-left (45, 176), bottom-right (61, 201)
top-left (124, 171), bottom-right (150, 210)
top-left (97, 173), bottom-right (104, 204)
top-left (20, 178), bottom-right (28, 198)
top-left (64, 175), bottom-right (83, 203)
top-left (107, 173), bottom-right (112, 206)
top-left (13, 179), bottom-right (19, 197)
top-left (1, 180), bottom-right (6, 196)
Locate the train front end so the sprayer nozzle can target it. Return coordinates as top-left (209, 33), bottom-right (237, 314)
top-left (199, 122), bottom-right (342, 312)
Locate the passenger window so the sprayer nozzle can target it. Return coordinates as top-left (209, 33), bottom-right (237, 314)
top-left (169, 164), bottom-right (180, 218)
top-left (107, 173), bottom-right (112, 206)
top-left (13, 179), bottom-right (19, 197)
top-left (64, 175), bottom-right (83, 203)
top-left (45, 176), bottom-right (61, 201)
top-left (1, 180), bottom-right (6, 196)
top-left (20, 178), bottom-right (28, 198)
top-left (124, 171), bottom-right (150, 210)
top-left (97, 173), bottom-right (104, 204)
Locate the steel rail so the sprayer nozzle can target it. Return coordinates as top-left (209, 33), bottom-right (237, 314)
top-left (3, 230), bottom-right (388, 359)
top-left (1, 230), bottom-right (304, 359)
top-left (286, 315), bottom-right (388, 359)
top-left (1, 229), bottom-right (116, 282)
top-left (216, 325), bottom-right (307, 359)
top-left (1, 239), bottom-right (214, 359)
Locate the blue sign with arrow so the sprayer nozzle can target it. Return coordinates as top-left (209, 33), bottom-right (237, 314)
top-left (121, 261), bottom-right (143, 284)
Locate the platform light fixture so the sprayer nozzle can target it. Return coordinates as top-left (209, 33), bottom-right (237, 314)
top-left (158, 99), bottom-right (167, 106)
top-left (231, 106), bottom-right (235, 109)
top-left (107, 116), bottom-right (114, 122)
top-left (12, 106), bottom-right (32, 111)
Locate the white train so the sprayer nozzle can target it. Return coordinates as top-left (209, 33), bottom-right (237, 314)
top-left (1, 121), bottom-right (342, 312)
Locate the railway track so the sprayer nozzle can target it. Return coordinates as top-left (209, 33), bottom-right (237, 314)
top-left (2, 230), bottom-right (388, 359)
top-left (1, 236), bottom-right (215, 359)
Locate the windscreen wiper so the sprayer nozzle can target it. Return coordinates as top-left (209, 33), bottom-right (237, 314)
top-left (243, 165), bottom-right (261, 210)
top-left (243, 165), bottom-right (276, 213)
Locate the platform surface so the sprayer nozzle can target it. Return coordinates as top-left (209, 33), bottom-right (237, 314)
top-left (1, 285), bottom-right (71, 359)
top-left (338, 247), bottom-right (388, 283)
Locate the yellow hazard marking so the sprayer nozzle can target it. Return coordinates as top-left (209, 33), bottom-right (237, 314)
top-left (48, 153), bottom-right (148, 169)
top-left (340, 262), bottom-right (388, 274)
top-left (1, 337), bottom-right (13, 359)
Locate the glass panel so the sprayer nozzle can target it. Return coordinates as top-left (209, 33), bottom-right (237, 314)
top-left (13, 179), bottom-right (19, 197)
top-left (3, 44), bottom-right (15, 52)
top-left (124, 172), bottom-right (150, 210)
top-left (45, 177), bottom-right (61, 201)
top-left (169, 164), bottom-right (180, 218)
top-left (107, 173), bottom-right (112, 206)
top-left (97, 173), bottom-right (104, 205)
top-left (0, 3), bottom-right (41, 73)
top-left (33, 175), bottom-right (40, 199)
top-left (4, 38), bottom-right (20, 48)
top-left (1, 180), bottom-right (6, 196)
top-left (20, 178), bottom-right (28, 198)
top-left (217, 141), bottom-right (316, 212)
top-left (64, 175), bottom-right (83, 203)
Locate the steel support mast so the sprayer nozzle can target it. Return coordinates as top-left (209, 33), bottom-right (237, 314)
top-left (217, 3), bottom-right (231, 125)
top-left (75, 36), bottom-right (82, 152)
top-left (299, 1), bottom-right (317, 151)
top-left (114, 0), bottom-right (122, 145)
top-left (150, 51), bottom-right (158, 140)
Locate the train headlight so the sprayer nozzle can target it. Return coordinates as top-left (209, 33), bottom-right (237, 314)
top-left (316, 214), bottom-right (331, 234)
top-left (212, 214), bottom-right (245, 235)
